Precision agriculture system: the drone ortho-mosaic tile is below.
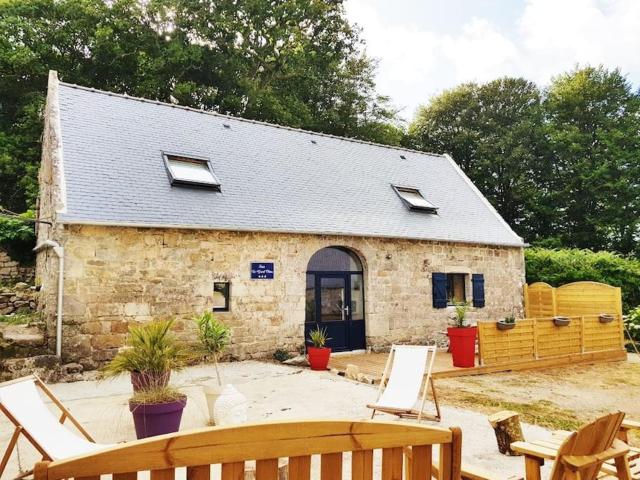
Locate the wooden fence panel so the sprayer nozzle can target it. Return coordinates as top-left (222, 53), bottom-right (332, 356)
top-left (478, 320), bottom-right (536, 366)
top-left (535, 317), bottom-right (582, 358)
top-left (583, 314), bottom-right (625, 352)
top-left (555, 282), bottom-right (623, 318)
top-left (525, 281), bottom-right (623, 319)
top-left (478, 314), bottom-right (625, 366)
top-left (524, 283), bottom-right (556, 318)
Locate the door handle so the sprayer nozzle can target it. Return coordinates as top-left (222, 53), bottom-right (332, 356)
top-left (343, 305), bottom-right (350, 315)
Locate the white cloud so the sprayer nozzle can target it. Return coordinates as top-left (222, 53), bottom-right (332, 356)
top-left (345, 0), bottom-right (640, 120)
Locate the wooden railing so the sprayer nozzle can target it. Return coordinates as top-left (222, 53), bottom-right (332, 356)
top-left (478, 314), bottom-right (625, 366)
top-left (34, 420), bottom-right (463, 480)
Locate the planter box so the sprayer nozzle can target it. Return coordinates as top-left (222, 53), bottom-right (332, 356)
top-left (497, 321), bottom-right (516, 331)
top-left (553, 316), bottom-right (571, 327)
top-left (599, 314), bottom-right (615, 324)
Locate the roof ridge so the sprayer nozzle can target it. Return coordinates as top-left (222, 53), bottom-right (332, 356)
top-left (58, 81), bottom-right (445, 158)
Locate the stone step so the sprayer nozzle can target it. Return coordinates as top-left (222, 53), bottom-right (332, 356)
top-left (0, 324), bottom-right (45, 347)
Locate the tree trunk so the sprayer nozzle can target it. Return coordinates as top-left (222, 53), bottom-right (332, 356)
top-left (488, 410), bottom-right (524, 456)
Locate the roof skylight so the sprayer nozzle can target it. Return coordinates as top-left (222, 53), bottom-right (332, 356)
top-left (163, 153), bottom-right (220, 190)
top-left (392, 185), bottom-right (438, 213)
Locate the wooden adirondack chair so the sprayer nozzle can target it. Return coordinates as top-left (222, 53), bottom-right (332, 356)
top-left (512, 412), bottom-right (633, 480)
top-left (33, 419), bottom-right (463, 480)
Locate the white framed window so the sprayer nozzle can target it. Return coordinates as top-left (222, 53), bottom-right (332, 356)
top-left (163, 153), bottom-right (220, 190)
top-left (392, 185), bottom-right (437, 212)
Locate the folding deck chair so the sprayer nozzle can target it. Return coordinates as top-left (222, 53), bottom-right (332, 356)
top-left (0, 375), bottom-right (113, 478)
top-left (367, 344), bottom-right (441, 422)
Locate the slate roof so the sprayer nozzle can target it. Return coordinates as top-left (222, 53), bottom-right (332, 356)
top-left (54, 81), bottom-right (524, 247)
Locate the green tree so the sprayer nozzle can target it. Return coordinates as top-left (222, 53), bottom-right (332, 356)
top-left (0, 0), bottom-right (400, 213)
top-left (545, 66), bottom-right (640, 254)
top-left (408, 77), bottom-right (552, 242)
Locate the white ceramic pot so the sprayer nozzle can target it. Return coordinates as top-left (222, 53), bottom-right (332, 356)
top-left (213, 384), bottom-right (248, 426)
top-left (203, 383), bottom-right (225, 425)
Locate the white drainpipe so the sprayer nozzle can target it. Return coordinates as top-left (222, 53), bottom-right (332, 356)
top-left (33, 240), bottom-right (64, 358)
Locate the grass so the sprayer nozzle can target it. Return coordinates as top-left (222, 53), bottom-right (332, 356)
top-left (445, 391), bottom-right (583, 431)
top-left (0, 310), bottom-right (40, 325)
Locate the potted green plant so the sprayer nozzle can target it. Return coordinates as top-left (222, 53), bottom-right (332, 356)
top-left (307, 326), bottom-right (331, 370)
top-left (497, 313), bottom-right (517, 331)
top-left (103, 319), bottom-right (190, 392)
top-left (446, 301), bottom-right (477, 368)
top-left (194, 311), bottom-right (245, 425)
top-left (128, 386), bottom-right (187, 439)
top-left (104, 319), bottom-right (190, 439)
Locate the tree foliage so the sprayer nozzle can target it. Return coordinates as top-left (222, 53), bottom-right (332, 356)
top-left (409, 67), bottom-right (640, 255)
top-left (0, 0), bottom-right (400, 212)
top-left (525, 247), bottom-right (640, 311)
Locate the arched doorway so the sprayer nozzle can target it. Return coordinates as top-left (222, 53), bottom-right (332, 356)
top-left (305, 247), bottom-right (366, 352)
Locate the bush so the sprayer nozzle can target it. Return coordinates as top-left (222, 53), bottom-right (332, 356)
top-left (625, 306), bottom-right (640, 349)
top-left (525, 248), bottom-right (640, 312)
top-left (0, 211), bottom-right (36, 265)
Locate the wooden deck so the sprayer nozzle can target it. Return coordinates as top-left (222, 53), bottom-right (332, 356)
top-left (329, 349), bottom-right (627, 382)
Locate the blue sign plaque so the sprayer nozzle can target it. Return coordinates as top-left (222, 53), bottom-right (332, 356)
top-left (251, 262), bottom-right (275, 280)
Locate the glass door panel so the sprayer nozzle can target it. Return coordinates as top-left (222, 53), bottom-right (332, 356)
top-left (320, 276), bottom-right (346, 322)
top-left (350, 274), bottom-right (364, 321)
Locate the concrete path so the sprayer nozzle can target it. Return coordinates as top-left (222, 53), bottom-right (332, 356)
top-left (0, 361), bottom-right (554, 478)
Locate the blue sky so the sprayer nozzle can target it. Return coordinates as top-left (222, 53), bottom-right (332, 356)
top-left (345, 0), bottom-right (640, 121)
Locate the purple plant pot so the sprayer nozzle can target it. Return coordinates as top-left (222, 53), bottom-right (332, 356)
top-left (129, 396), bottom-right (187, 439)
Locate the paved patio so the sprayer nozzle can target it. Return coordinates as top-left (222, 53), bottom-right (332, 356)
top-left (0, 361), bottom-right (553, 478)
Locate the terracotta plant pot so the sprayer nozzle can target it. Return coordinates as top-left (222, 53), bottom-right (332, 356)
top-left (131, 371), bottom-right (170, 392)
top-left (447, 326), bottom-right (477, 368)
top-left (307, 346), bottom-right (331, 371)
top-left (497, 321), bottom-right (516, 331)
top-left (129, 395), bottom-right (187, 439)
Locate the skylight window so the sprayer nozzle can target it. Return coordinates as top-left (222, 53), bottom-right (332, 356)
top-left (163, 153), bottom-right (220, 190)
top-left (392, 185), bottom-right (438, 213)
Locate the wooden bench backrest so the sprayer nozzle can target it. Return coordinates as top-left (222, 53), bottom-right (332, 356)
top-left (550, 412), bottom-right (625, 480)
top-left (33, 419), bottom-right (462, 480)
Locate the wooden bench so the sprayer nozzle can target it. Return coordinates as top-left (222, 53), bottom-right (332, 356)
top-left (33, 419), bottom-right (463, 480)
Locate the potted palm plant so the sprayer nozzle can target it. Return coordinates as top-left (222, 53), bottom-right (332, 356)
top-left (447, 301), bottom-right (477, 368)
top-left (103, 319), bottom-right (191, 439)
top-left (307, 326), bottom-right (331, 370)
top-left (194, 311), bottom-right (245, 425)
top-left (103, 319), bottom-right (190, 391)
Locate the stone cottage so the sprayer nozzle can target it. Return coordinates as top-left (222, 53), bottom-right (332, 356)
top-left (36, 71), bottom-right (525, 369)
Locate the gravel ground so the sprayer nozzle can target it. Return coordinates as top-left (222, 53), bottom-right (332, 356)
top-left (1, 361), bottom-right (553, 479)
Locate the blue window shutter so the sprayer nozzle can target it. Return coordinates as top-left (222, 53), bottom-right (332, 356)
top-left (472, 274), bottom-right (485, 308)
top-left (432, 273), bottom-right (447, 308)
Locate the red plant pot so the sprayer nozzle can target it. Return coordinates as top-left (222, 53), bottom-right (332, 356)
top-left (447, 326), bottom-right (477, 368)
top-left (129, 395), bottom-right (187, 439)
top-left (307, 346), bottom-right (332, 371)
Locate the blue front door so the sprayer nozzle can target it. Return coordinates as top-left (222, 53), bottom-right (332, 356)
top-left (305, 272), bottom-right (366, 352)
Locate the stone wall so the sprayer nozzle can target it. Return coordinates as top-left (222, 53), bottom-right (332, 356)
top-left (0, 249), bottom-right (34, 284)
top-left (0, 282), bottom-right (37, 316)
top-left (45, 224), bottom-right (525, 369)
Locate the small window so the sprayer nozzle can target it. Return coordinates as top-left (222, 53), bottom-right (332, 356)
top-left (163, 153), bottom-right (220, 189)
top-left (213, 282), bottom-right (230, 311)
top-left (392, 185), bottom-right (437, 212)
top-left (447, 273), bottom-right (466, 305)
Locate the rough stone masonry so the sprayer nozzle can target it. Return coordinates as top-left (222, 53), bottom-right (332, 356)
top-left (36, 224), bottom-right (524, 370)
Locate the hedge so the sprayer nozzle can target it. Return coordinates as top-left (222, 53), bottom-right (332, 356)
top-left (525, 248), bottom-right (640, 312)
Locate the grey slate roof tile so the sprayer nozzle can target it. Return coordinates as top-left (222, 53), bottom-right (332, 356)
top-left (55, 82), bottom-right (524, 247)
